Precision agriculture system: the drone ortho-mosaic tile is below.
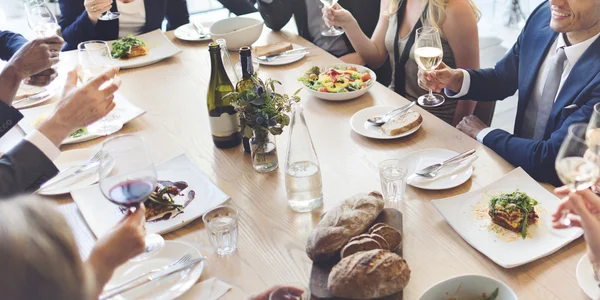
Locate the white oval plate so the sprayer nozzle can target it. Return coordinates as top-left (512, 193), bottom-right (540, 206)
top-left (14, 90), bottom-right (53, 109)
top-left (350, 106), bottom-right (421, 140)
top-left (104, 241), bottom-right (204, 300)
top-left (257, 43), bottom-right (306, 66)
top-left (174, 23), bottom-right (211, 42)
top-left (577, 253), bottom-right (600, 300)
top-left (301, 64), bottom-right (376, 101)
top-left (404, 148), bottom-right (474, 190)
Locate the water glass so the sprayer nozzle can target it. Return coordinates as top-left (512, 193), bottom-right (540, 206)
top-left (379, 159), bottom-right (408, 203)
top-left (203, 205), bottom-right (239, 256)
top-left (269, 284), bottom-right (309, 300)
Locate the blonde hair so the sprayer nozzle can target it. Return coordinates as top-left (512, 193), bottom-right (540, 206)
top-left (388, 0), bottom-right (481, 32)
top-left (0, 196), bottom-right (93, 300)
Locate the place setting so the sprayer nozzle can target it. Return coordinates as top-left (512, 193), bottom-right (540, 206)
top-left (350, 101), bottom-right (422, 139)
top-left (13, 83), bottom-right (55, 109)
top-left (174, 20), bottom-right (212, 42)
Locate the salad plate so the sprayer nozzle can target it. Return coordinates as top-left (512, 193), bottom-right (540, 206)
top-left (299, 64), bottom-right (376, 101)
top-left (107, 30), bottom-right (181, 69)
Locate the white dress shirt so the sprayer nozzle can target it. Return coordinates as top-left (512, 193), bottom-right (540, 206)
top-left (117, 0), bottom-right (146, 38)
top-left (447, 32), bottom-right (600, 142)
top-left (26, 129), bottom-right (61, 161)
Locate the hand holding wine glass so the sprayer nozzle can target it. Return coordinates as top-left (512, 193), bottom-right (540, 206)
top-left (84, 0), bottom-right (120, 23)
top-left (414, 27), bottom-right (445, 108)
top-left (320, 0), bottom-right (344, 37)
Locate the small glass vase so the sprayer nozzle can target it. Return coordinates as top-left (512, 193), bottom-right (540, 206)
top-left (250, 128), bottom-right (278, 173)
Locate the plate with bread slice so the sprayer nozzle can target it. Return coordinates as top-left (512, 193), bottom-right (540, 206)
top-left (13, 84), bottom-right (53, 109)
top-left (351, 106), bottom-right (422, 139)
top-left (255, 42), bottom-right (308, 66)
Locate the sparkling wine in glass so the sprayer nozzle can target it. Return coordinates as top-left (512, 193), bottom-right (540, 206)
top-left (78, 41), bottom-right (123, 135)
top-left (415, 27), bottom-right (445, 108)
top-left (99, 7), bottom-right (120, 21)
top-left (320, 0), bottom-right (344, 37)
top-left (99, 134), bottom-right (164, 260)
top-left (24, 0), bottom-right (59, 37)
top-left (585, 103), bottom-right (600, 186)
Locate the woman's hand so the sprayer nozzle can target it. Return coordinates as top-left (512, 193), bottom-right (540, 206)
top-left (84, 0), bottom-right (113, 24)
top-left (322, 3), bottom-right (356, 30)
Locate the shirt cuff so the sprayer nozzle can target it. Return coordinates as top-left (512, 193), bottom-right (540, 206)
top-left (476, 127), bottom-right (495, 143)
top-left (444, 69), bottom-right (471, 98)
top-left (25, 130), bottom-right (61, 161)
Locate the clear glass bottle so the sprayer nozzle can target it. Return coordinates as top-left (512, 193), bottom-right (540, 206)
top-left (215, 38), bottom-right (238, 83)
top-left (285, 103), bottom-right (323, 212)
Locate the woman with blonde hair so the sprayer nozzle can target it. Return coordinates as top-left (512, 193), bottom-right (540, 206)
top-left (0, 195), bottom-right (146, 299)
top-left (323, 0), bottom-right (480, 125)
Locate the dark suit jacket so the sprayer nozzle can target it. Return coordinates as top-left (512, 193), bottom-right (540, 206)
top-left (0, 30), bottom-right (27, 61)
top-left (59, 0), bottom-right (190, 50)
top-left (460, 1), bottom-right (600, 185)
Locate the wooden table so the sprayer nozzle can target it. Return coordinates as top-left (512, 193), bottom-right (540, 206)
top-left (31, 27), bottom-right (587, 299)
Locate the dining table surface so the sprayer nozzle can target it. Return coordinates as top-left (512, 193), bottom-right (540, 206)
top-left (6, 21), bottom-right (590, 300)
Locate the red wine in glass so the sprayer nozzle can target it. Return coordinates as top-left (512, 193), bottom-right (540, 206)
top-left (108, 179), bottom-right (155, 207)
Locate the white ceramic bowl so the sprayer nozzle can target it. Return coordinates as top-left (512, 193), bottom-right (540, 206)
top-left (301, 64), bottom-right (377, 101)
top-left (419, 275), bottom-right (517, 300)
top-left (209, 17), bottom-right (263, 50)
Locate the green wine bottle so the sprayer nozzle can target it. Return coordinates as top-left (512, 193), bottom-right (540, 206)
top-left (207, 42), bottom-right (242, 149)
top-left (236, 46), bottom-right (255, 92)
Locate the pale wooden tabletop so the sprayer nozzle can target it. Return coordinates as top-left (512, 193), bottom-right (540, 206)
top-left (22, 26), bottom-right (588, 299)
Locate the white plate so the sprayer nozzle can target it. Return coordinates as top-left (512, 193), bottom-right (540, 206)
top-left (174, 23), bottom-right (211, 42)
top-left (107, 30), bottom-right (182, 69)
top-left (257, 44), bottom-right (307, 66)
top-left (302, 64), bottom-right (376, 101)
top-left (14, 90), bottom-right (53, 109)
top-left (431, 168), bottom-right (583, 268)
top-left (418, 274), bottom-right (517, 300)
top-left (19, 92), bottom-right (145, 145)
top-left (404, 149), bottom-right (474, 190)
top-left (37, 148), bottom-right (114, 196)
top-left (350, 106), bottom-right (421, 139)
top-left (104, 240), bottom-right (204, 300)
top-left (71, 154), bottom-right (230, 238)
top-left (577, 253), bottom-right (600, 299)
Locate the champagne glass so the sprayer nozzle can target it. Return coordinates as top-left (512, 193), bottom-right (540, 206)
top-left (24, 0), bottom-right (59, 37)
top-left (586, 102), bottom-right (600, 188)
top-left (78, 41), bottom-right (123, 135)
top-left (269, 284), bottom-right (309, 300)
top-left (99, 134), bottom-right (164, 261)
top-left (414, 27), bottom-right (445, 108)
top-left (554, 123), bottom-right (600, 227)
top-left (98, 7), bottom-right (120, 21)
top-left (320, 0), bottom-right (344, 37)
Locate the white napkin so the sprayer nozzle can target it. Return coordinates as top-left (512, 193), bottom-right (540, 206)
top-left (177, 277), bottom-right (232, 300)
top-left (407, 155), bottom-right (478, 184)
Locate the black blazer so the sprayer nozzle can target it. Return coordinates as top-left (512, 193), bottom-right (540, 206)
top-left (0, 30), bottom-right (28, 61)
top-left (59, 0), bottom-right (190, 50)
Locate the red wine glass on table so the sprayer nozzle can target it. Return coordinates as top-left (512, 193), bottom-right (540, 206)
top-left (99, 134), bottom-right (163, 260)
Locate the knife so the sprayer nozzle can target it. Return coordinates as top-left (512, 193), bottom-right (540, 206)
top-left (13, 91), bottom-right (51, 105)
top-left (258, 46), bottom-right (315, 59)
top-left (406, 150), bottom-right (476, 183)
top-left (99, 257), bottom-right (206, 300)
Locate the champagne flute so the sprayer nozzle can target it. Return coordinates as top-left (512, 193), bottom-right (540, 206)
top-left (98, 6), bottom-right (120, 21)
top-left (269, 284), bottom-right (309, 300)
top-left (78, 41), bottom-right (123, 135)
top-left (99, 134), bottom-right (164, 261)
top-left (320, 0), bottom-right (344, 37)
top-left (414, 27), bottom-right (445, 108)
top-left (24, 0), bottom-right (59, 37)
top-left (586, 103), bottom-right (600, 186)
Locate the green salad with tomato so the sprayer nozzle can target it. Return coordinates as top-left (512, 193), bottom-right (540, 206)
top-left (298, 66), bottom-right (373, 93)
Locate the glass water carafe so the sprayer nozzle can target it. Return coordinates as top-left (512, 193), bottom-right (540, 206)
top-left (285, 104), bottom-right (323, 212)
top-left (215, 38), bottom-right (239, 83)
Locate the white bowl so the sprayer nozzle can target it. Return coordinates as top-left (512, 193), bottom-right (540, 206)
top-left (209, 17), bottom-right (263, 50)
top-left (301, 64), bottom-right (377, 101)
top-left (419, 275), bottom-right (517, 300)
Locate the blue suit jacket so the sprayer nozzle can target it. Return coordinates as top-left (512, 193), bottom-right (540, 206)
top-left (462, 1), bottom-right (600, 185)
top-left (59, 0), bottom-right (189, 50)
top-left (0, 30), bottom-right (27, 61)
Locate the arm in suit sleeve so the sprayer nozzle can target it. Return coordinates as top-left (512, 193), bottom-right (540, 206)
top-left (0, 31), bottom-right (27, 61)
top-left (0, 140), bottom-right (58, 198)
top-left (165, 0), bottom-right (190, 31)
top-left (257, 0), bottom-right (293, 32)
top-left (58, 0), bottom-right (97, 50)
top-left (0, 99), bottom-right (23, 138)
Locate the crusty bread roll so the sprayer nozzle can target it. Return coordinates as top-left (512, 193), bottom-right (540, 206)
top-left (381, 110), bottom-right (422, 136)
top-left (255, 42), bottom-right (293, 57)
top-left (328, 249), bottom-right (411, 299)
top-left (341, 237), bottom-right (381, 258)
top-left (306, 192), bottom-right (384, 262)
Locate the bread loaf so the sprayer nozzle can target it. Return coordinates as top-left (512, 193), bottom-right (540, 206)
top-left (255, 42), bottom-right (293, 57)
top-left (306, 192), bottom-right (384, 262)
top-left (381, 110), bottom-right (422, 136)
top-left (328, 249), bottom-right (411, 299)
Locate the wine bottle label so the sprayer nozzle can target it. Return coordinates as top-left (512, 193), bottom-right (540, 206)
top-left (209, 112), bottom-right (240, 137)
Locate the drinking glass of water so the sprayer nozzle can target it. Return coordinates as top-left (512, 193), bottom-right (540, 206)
top-left (203, 205), bottom-right (239, 256)
top-left (379, 159), bottom-right (408, 203)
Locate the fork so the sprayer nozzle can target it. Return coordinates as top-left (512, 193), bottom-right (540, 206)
top-left (38, 150), bottom-right (101, 191)
top-left (13, 91), bottom-right (51, 105)
top-left (101, 253), bottom-right (193, 295)
top-left (191, 21), bottom-right (208, 38)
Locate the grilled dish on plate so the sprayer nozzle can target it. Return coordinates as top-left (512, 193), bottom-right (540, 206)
top-left (488, 191), bottom-right (539, 239)
top-left (111, 35), bottom-right (148, 59)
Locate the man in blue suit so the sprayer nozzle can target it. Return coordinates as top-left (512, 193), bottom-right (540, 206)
top-left (418, 0), bottom-right (600, 186)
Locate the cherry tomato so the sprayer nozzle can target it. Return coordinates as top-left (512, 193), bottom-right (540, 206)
top-left (361, 73), bottom-right (371, 82)
top-left (348, 66), bottom-right (357, 72)
top-left (318, 87), bottom-right (329, 93)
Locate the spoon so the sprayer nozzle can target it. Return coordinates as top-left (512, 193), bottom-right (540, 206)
top-left (367, 101), bottom-right (416, 126)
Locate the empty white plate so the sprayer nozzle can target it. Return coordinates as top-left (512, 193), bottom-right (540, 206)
top-left (404, 148), bottom-right (474, 190)
top-left (174, 23), bottom-right (211, 42)
top-left (576, 253), bottom-right (600, 300)
top-left (350, 106), bottom-right (421, 140)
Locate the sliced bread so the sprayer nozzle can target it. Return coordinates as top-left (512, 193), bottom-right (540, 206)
top-left (381, 110), bottom-right (422, 136)
top-left (255, 42), bottom-right (293, 57)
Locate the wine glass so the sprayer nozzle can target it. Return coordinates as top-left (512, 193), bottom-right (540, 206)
top-left (24, 0), bottom-right (59, 37)
top-left (414, 27), bottom-right (445, 108)
top-left (99, 134), bottom-right (164, 261)
top-left (586, 103), bottom-right (600, 188)
top-left (78, 41), bottom-right (123, 135)
top-left (269, 284), bottom-right (309, 300)
top-left (554, 123), bottom-right (600, 227)
top-left (320, 0), bottom-right (344, 37)
top-left (99, 7), bottom-right (120, 21)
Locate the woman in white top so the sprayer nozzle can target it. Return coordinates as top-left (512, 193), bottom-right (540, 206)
top-left (59, 0), bottom-right (189, 50)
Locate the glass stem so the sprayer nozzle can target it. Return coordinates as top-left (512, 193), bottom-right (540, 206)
top-left (428, 88), bottom-right (434, 99)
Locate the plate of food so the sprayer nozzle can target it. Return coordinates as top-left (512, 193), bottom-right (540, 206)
top-left (255, 42), bottom-right (307, 66)
top-left (71, 154), bottom-right (230, 238)
top-left (576, 253), bottom-right (600, 300)
top-left (418, 274), bottom-right (517, 300)
top-left (404, 148), bottom-right (475, 190)
top-left (174, 22), bottom-right (211, 42)
top-left (298, 64), bottom-right (376, 101)
top-left (431, 167), bottom-right (583, 268)
top-left (13, 84), bottom-right (53, 109)
top-left (108, 30), bottom-right (182, 69)
top-left (350, 106), bottom-right (422, 139)
top-left (103, 240), bottom-right (204, 300)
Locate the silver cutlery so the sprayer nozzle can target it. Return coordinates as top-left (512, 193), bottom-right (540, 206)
top-left (256, 51), bottom-right (309, 62)
top-left (99, 256), bottom-right (207, 300)
top-left (38, 150), bottom-right (101, 191)
top-left (415, 149), bottom-right (476, 179)
top-left (13, 91), bottom-right (51, 106)
top-left (191, 21), bottom-right (208, 38)
top-left (102, 253), bottom-right (192, 295)
top-left (367, 101), bottom-right (416, 126)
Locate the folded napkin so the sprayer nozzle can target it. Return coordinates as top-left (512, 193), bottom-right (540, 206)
top-left (408, 155), bottom-right (478, 184)
top-left (178, 277), bottom-right (232, 300)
